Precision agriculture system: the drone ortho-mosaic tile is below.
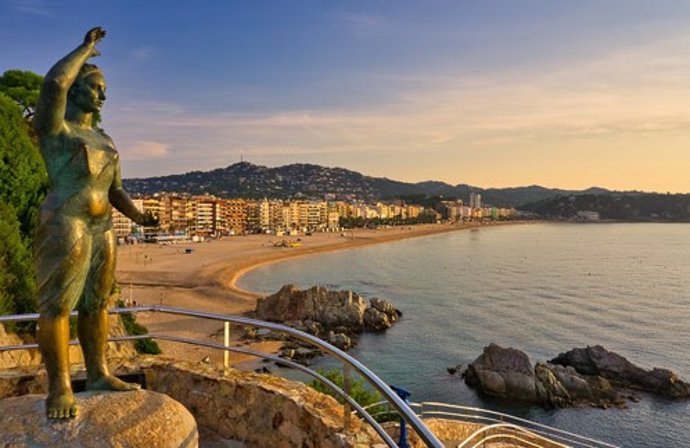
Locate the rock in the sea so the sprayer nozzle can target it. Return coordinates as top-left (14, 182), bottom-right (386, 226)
top-left (464, 344), bottom-right (625, 408)
top-left (363, 307), bottom-right (392, 331)
top-left (464, 344), bottom-right (689, 409)
top-left (327, 331), bottom-right (352, 350)
top-left (463, 343), bottom-right (538, 402)
top-left (255, 285), bottom-right (401, 341)
top-left (0, 390), bottom-right (198, 447)
top-left (256, 285), bottom-right (366, 330)
top-left (447, 364), bottom-right (464, 375)
top-left (550, 345), bottom-right (690, 399)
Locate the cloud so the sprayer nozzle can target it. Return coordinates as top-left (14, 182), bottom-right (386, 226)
top-left (119, 140), bottom-right (170, 161)
top-left (131, 46), bottom-right (155, 62)
top-left (109, 29), bottom-right (690, 191)
top-left (10, 0), bottom-right (50, 15)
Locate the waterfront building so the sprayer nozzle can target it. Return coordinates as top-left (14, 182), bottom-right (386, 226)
top-left (161, 195), bottom-right (191, 233)
top-left (442, 200), bottom-right (465, 222)
top-left (112, 194), bottom-right (439, 237)
top-left (244, 200), bottom-right (261, 233)
top-left (327, 202), bottom-right (341, 230)
top-left (281, 201), bottom-right (300, 230)
top-left (189, 196), bottom-right (214, 236)
top-left (469, 192), bottom-right (482, 209)
top-left (258, 199), bottom-right (271, 232)
top-left (333, 201), bottom-right (352, 218)
top-left (112, 198), bottom-right (144, 238)
top-left (406, 204), bottom-right (421, 219)
top-left (576, 210), bottom-right (600, 221)
top-left (187, 195), bottom-right (228, 236)
top-left (225, 199), bottom-right (247, 235)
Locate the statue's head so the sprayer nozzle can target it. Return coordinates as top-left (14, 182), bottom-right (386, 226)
top-left (68, 63), bottom-right (106, 113)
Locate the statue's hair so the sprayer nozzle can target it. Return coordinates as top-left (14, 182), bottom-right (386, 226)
top-left (77, 63), bottom-right (102, 81)
top-left (68, 63), bottom-right (103, 98)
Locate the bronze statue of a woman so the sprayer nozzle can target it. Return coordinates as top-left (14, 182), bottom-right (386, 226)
top-left (34, 27), bottom-right (155, 419)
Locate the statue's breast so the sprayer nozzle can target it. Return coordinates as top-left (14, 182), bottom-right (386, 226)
top-left (49, 128), bottom-right (118, 183)
top-left (83, 143), bottom-right (118, 180)
top-left (40, 129), bottom-right (119, 200)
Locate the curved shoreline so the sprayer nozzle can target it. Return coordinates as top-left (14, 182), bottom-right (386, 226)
top-left (223, 221), bottom-right (500, 299)
top-left (115, 221), bottom-right (520, 363)
top-left (118, 221), bottom-right (520, 308)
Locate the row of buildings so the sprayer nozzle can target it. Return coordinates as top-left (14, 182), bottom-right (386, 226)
top-left (112, 194), bottom-right (515, 239)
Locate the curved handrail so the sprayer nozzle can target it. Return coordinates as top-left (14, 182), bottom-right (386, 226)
top-left (459, 423), bottom-right (570, 448)
top-left (0, 306), bottom-right (443, 447)
top-left (361, 401), bottom-right (618, 448)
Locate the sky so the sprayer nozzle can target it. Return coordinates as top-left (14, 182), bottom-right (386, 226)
top-left (2, 0), bottom-right (690, 192)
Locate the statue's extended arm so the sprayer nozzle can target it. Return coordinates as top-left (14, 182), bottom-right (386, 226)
top-left (34, 27), bottom-right (106, 137)
top-left (109, 160), bottom-right (157, 227)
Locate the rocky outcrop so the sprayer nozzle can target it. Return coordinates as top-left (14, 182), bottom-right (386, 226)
top-left (0, 390), bottom-right (198, 447)
top-left (254, 285), bottom-right (401, 345)
top-left (462, 343), bottom-right (686, 409)
top-left (551, 345), bottom-right (690, 399)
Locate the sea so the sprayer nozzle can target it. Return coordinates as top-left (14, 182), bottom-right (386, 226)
top-left (237, 223), bottom-right (690, 447)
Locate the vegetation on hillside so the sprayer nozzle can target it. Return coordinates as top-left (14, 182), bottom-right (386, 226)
top-left (115, 299), bottom-right (161, 354)
top-left (523, 193), bottom-right (690, 221)
top-left (0, 91), bottom-right (48, 320)
top-left (123, 161), bottom-right (611, 208)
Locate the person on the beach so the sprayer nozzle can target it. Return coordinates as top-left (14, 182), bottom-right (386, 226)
top-left (34, 27), bottom-right (156, 419)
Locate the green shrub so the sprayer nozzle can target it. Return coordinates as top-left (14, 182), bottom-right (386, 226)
top-left (309, 368), bottom-right (392, 421)
top-left (115, 299), bottom-right (161, 355)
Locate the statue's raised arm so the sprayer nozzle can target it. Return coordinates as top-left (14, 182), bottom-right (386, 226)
top-left (34, 27), bottom-right (106, 137)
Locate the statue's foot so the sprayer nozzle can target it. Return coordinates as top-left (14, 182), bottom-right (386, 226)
top-left (87, 374), bottom-right (141, 392)
top-left (46, 392), bottom-right (78, 419)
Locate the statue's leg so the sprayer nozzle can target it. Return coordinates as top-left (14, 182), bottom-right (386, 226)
top-left (37, 314), bottom-right (76, 418)
top-left (79, 228), bottom-right (140, 391)
top-left (36, 223), bottom-right (92, 419)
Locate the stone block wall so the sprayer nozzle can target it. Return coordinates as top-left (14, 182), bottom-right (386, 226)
top-left (142, 360), bottom-right (382, 448)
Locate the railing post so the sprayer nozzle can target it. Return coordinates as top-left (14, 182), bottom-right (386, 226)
top-left (343, 364), bottom-right (352, 431)
top-left (223, 321), bottom-right (230, 375)
top-left (390, 385), bottom-right (411, 448)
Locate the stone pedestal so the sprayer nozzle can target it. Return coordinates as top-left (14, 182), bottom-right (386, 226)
top-left (0, 390), bottom-right (198, 447)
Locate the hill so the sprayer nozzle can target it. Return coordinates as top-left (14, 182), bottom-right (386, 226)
top-left (522, 193), bottom-right (690, 221)
top-left (123, 162), bottom-right (609, 208)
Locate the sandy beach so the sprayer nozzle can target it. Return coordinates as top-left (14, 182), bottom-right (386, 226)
top-left (115, 222), bottom-right (489, 366)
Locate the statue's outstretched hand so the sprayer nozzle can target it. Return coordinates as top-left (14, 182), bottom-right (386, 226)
top-left (138, 211), bottom-right (159, 228)
top-left (83, 27), bottom-right (106, 56)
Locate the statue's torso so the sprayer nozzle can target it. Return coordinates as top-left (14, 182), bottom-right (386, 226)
top-left (39, 125), bottom-right (119, 227)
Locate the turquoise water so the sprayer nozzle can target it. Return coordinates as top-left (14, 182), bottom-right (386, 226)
top-left (238, 223), bottom-right (690, 447)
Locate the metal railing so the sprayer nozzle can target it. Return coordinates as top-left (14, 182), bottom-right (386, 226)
top-left (458, 423), bottom-right (569, 448)
top-left (0, 305), bottom-right (442, 447)
top-left (362, 401), bottom-right (619, 448)
top-left (0, 306), bottom-right (619, 448)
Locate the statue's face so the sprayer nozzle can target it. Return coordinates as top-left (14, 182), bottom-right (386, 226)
top-left (70, 72), bottom-right (106, 113)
